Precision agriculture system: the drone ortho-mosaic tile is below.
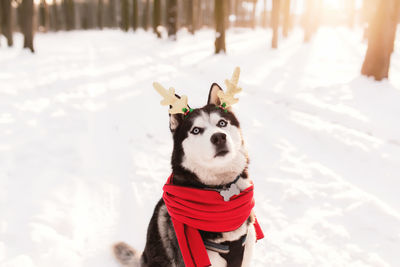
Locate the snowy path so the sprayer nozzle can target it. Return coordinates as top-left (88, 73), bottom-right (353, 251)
top-left (1, 27), bottom-right (400, 267)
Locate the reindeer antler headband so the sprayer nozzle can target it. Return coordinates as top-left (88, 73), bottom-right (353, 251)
top-left (153, 67), bottom-right (241, 115)
top-left (217, 67), bottom-right (242, 112)
top-left (152, 82), bottom-right (193, 116)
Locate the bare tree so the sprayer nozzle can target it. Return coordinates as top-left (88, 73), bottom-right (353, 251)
top-left (361, 0), bottom-right (400, 80)
top-left (271, 0), bottom-right (280, 48)
top-left (282, 0), bottom-right (291, 38)
top-left (187, 0), bottom-right (194, 34)
top-left (214, 0), bottom-right (226, 53)
top-left (63, 0), bottom-right (76, 30)
top-left (362, 0), bottom-right (377, 40)
top-left (262, 0), bottom-right (268, 28)
top-left (121, 0), bottom-right (129, 31)
top-left (142, 0), bottom-right (149, 30)
top-left (132, 0), bottom-right (138, 31)
top-left (50, 0), bottom-right (60, 31)
top-left (251, 0), bottom-right (257, 28)
top-left (234, 0), bottom-right (241, 27)
top-left (153, 0), bottom-right (161, 37)
top-left (21, 0), bottom-right (34, 52)
top-left (108, 0), bottom-right (117, 27)
top-left (81, 1), bottom-right (88, 29)
top-left (193, 0), bottom-right (203, 30)
top-left (303, 0), bottom-right (321, 42)
top-left (0, 0), bottom-right (13, 46)
top-left (204, 0), bottom-right (212, 27)
top-left (39, 0), bottom-right (50, 32)
top-left (81, 0), bottom-right (96, 30)
top-left (97, 0), bottom-right (104, 29)
top-left (167, 0), bottom-right (177, 40)
top-left (303, 0), bottom-right (313, 42)
top-left (69, 0), bottom-right (76, 30)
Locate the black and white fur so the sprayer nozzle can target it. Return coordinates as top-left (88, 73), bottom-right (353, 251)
top-left (114, 83), bottom-right (256, 267)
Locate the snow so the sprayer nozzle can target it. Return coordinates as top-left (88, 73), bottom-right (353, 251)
top-left (1, 27), bottom-right (400, 267)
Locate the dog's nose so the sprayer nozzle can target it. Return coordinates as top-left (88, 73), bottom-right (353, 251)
top-left (210, 133), bottom-right (226, 146)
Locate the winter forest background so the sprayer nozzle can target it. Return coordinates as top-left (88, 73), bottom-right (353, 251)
top-left (1, 0), bottom-right (399, 80)
top-left (1, 0), bottom-right (400, 267)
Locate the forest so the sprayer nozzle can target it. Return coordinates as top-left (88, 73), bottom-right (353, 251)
top-left (1, 0), bottom-right (399, 80)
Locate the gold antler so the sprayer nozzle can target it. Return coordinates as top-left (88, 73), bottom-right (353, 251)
top-left (153, 82), bottom-right (190, 114)
top-left (217, 67), bottom-right (242, 108)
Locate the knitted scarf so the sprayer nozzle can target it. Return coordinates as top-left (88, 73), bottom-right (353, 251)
top-left (162, 174), bottom-right (264, 267)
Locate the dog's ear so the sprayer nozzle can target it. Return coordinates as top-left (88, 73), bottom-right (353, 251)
top-left (208, 83), bottom-right (233, 112)
top-left (207, 83), bottom-right (223, 106)
top-left (169, 113), bottom-right (184, 132)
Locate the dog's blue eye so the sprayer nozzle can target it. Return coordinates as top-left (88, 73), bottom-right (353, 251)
top-left (191, 127), bottom-right (201, 135)
top-left (217, 120), bottom-right (227, 127)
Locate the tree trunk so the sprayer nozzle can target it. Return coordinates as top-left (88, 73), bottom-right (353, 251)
top-left (234, 0), bottom-right (240, 27)
top-left (63, 0), bottom-right (75, 30)
top-left (194, 0), bottom-right (201, 30)
top-left (108, 0), bottom-right (116, 27)
top-left (388, 1), bottom-right (400, 55)
top-left (303, 0), bottom-right (321, 42)
top-left (214, 0), bottom-right (226, 53)
top-left (121, 0), bottom-right (129, 31)
top-left (153, 0), bottom-right (161, 37)
top-left (224, 1), bottom-right (231, 28)
top-left (81, 2), bottom-right (88, 29)
top-left (237, 0), bottom-right (246, 28)
top-left (204, 0), bottom-right (212, 27)
top-left (142, 0), bottom-right (149, 30)
top-left (69, 0), bottom-right (75, 30)
top-left (17, 2), bottom-right (23, 30)
top-left (304, 0), bottom-right (313, 42)
top-left (262, 0), bottom-right (268, 28)
top-left (0, 0), bottom-right (13, 46)
top-left (167, 0), bottom-right (177, 40)
top-left (282, 0), bottom-right (290, 37)
top-left (131, 0), bottom-right (138, 30)
top-left (50, 0), bottom-right (60, 31)
top-left (39, 0), bottom-right (45, 29)
top-left (187, 0), bottom-right (195, 34)
top-left (362, 0), bottom-right (377, 40)
top-left (39, 0), bottom-right (50, 32)
top-left (97, 0), bottom-right (103, 29)
top-left (251, 0), bottom-right (257, 28)
top-left (271, 0), bottom-right (280, 48)
top-left (193, 0), bottom-right (200, 31)
top-left (361, 0), bottom-right (400, 80)
top-left (22, 0), bottom-right (34, 52)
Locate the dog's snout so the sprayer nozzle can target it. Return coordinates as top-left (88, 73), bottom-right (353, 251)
top-left (210, 133), bottom-right (226, 146)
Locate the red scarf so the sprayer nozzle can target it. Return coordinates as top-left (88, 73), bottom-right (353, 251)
top-left (162, 174), bottom-right (264, 267)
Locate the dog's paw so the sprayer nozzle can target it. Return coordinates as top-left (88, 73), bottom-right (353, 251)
top-left (113, 242), bottom-right (138, 265)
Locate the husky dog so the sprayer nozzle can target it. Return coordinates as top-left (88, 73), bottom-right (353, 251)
top-left (113, 81), bottom-right (257, 267)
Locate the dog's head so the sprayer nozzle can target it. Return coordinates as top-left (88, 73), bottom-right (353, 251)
top-left (169, 83), bottom-right (248, 187)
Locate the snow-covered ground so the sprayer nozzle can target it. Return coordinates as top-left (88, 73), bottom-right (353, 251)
top-left (1, 27), bottom-right (400, 267)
